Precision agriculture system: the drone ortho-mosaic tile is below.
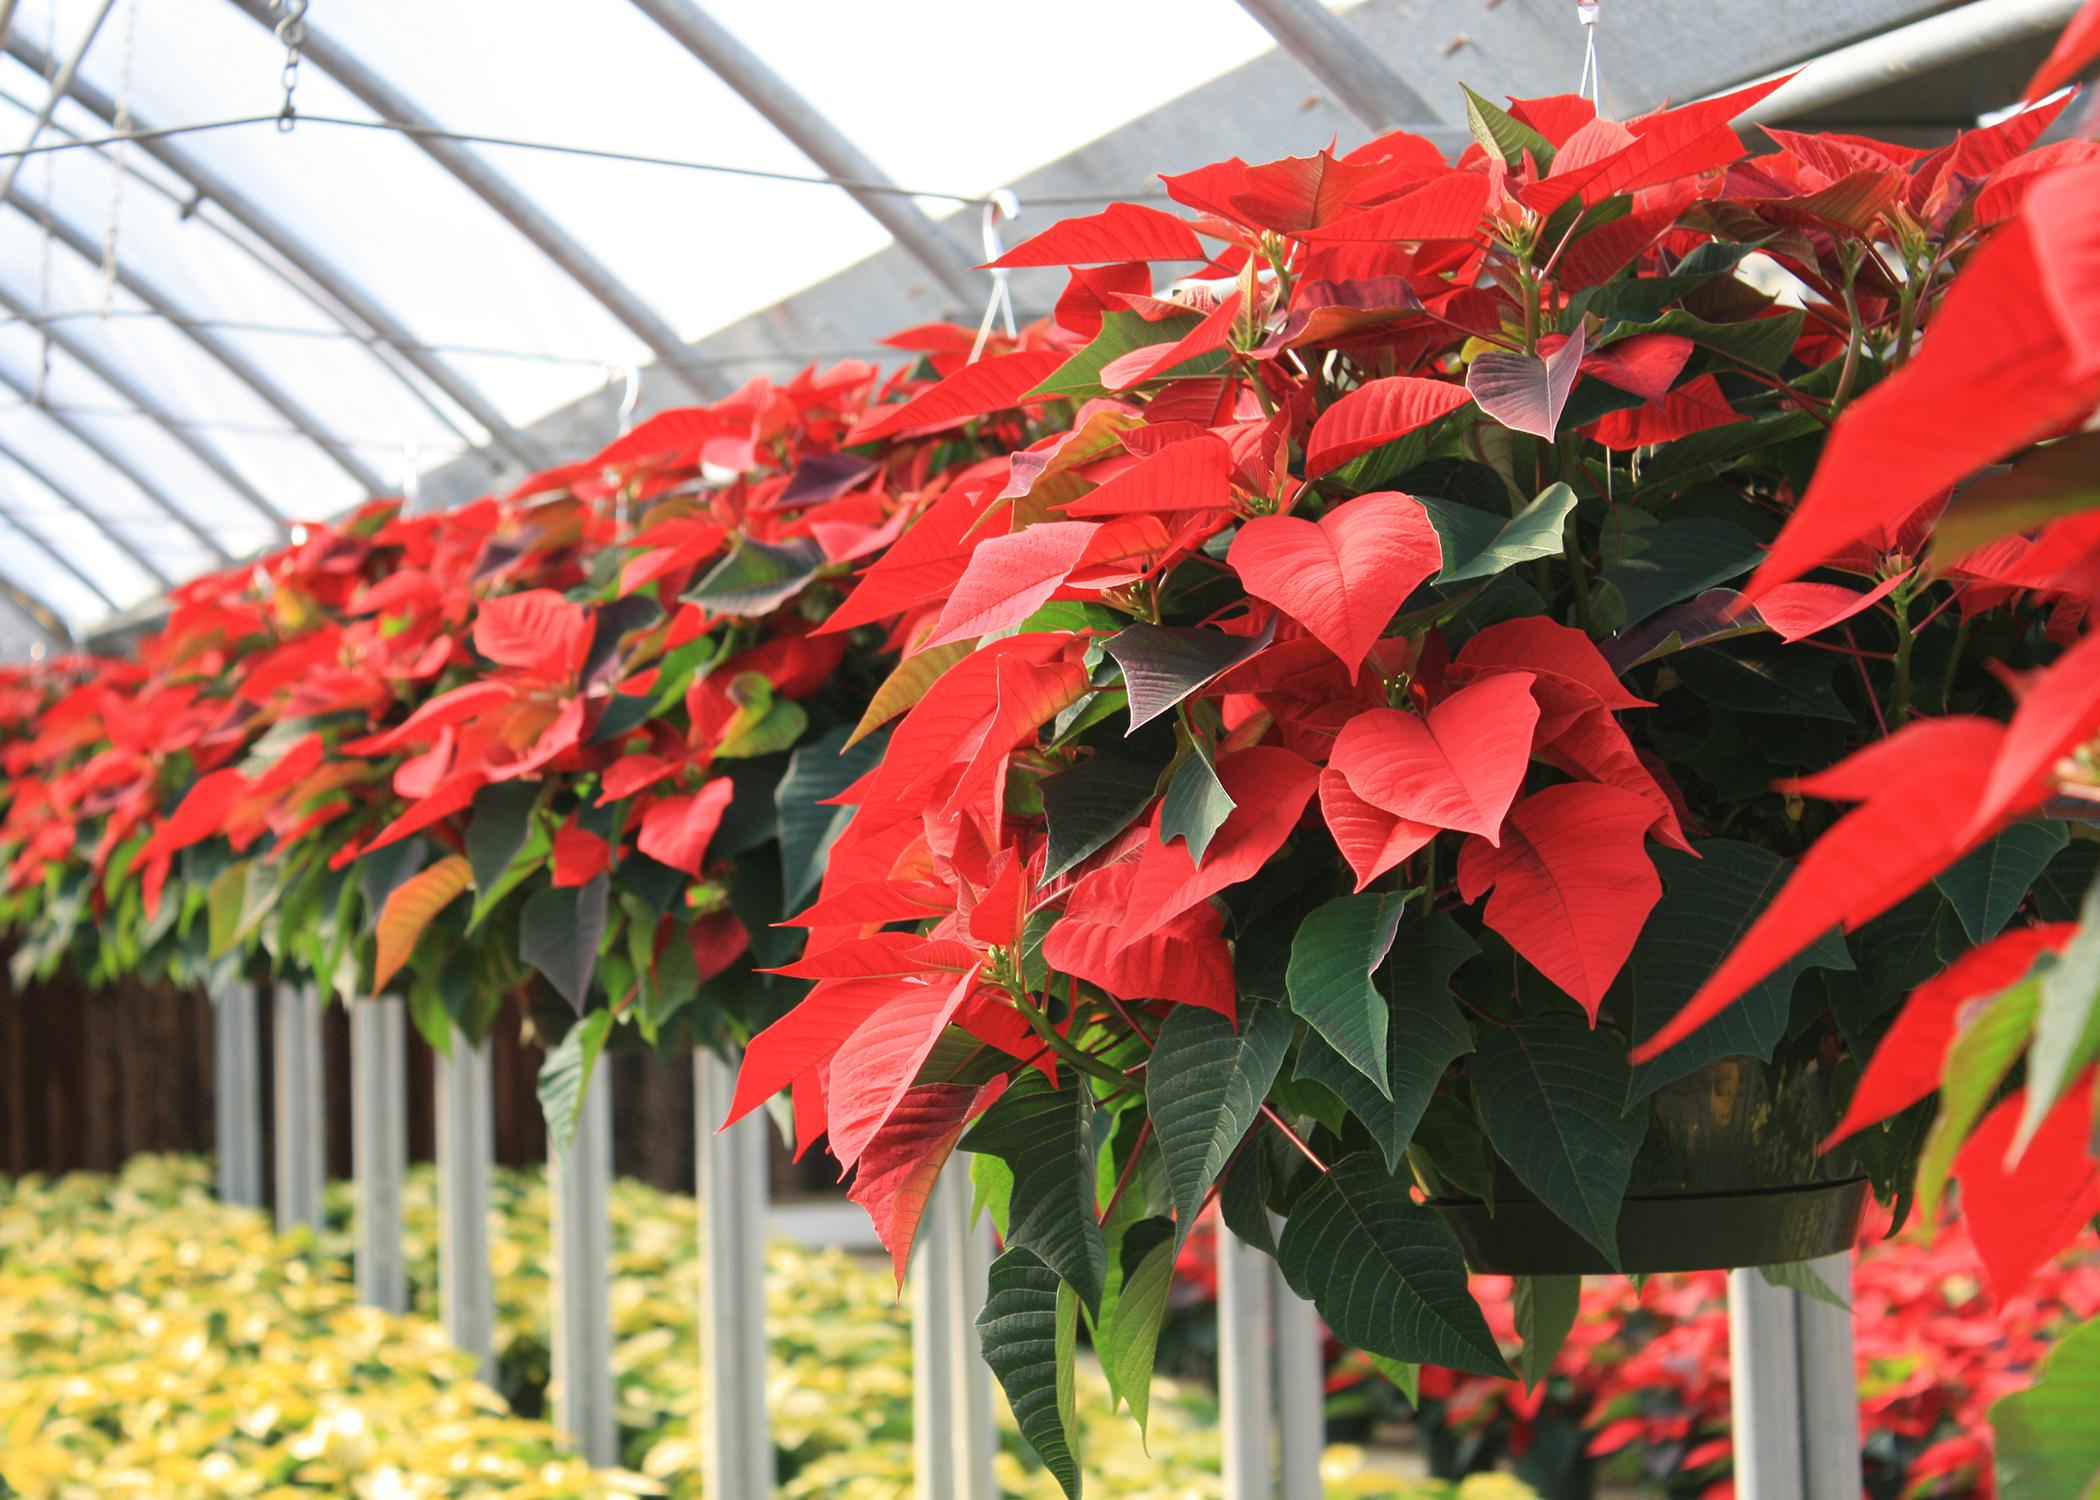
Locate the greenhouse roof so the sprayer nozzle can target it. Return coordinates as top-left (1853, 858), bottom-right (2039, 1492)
top-left (0, 0), bottom-right (2075, 656)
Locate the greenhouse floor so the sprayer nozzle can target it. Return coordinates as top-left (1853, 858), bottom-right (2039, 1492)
top-left (0, 1155), bottom-right (1510, 1500)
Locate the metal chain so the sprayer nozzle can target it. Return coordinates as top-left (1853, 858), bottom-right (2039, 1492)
top-left (273, 0), bottom-right (308, 131)
top-left (99, 0), bottom-right (138, 315)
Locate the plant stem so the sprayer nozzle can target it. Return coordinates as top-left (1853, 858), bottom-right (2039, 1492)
top-left (1830, 250), bottom-right (1866, 415)
top-left (1260, 1103), bottom-right (1329, 1172)
top-left (1006, 988), bottom-right (1130, 1090)
top-left (1099, 1117), bottom-right (1151, 1225)
top-left (1888, 587), bottom-right (1917, 728)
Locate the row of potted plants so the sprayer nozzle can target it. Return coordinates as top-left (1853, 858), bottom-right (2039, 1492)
top-left (5, 7), bottom-right (2100, 1491)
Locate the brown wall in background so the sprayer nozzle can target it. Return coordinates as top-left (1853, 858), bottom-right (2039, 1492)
top-left (0, 957), bottom-right (813, 1199)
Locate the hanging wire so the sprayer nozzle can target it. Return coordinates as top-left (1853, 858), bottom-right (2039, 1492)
top-left (0, 307), bottom-right (906, 373)
top-left (0, 109), bottom-right (1172, 205)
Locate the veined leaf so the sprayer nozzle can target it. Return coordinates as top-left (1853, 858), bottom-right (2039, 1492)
top-left (1157, 738), bottom-right (1235, 864)
top-left (1473, 1012), bottom-right (1646, 1266)
top-left (977, 1247), bottom-right (1084, 1500)
top-left (1424, 483), bottom-right (1578, 584)
top-left (1227, 491), bottom-right (1443, 677)
top-left (373, 855), bottom-right (471, 993)
top-left (1287, 891), bottom-right (1408, 1097)
top-left (1758, 1258), bottom-right (1850, 1310)
top-left (1989, 1314), bottom-right (2100, 1500)
top-left (1040, 749), bottom-right (1167, 881)
top-left (1277, 1151), bottom-right (1509, 1376)
top-left (1463, 84), bottom-right (1555, 170)
top-left (1596, 517), bottom-right (1763, 630)
top-left (1514, 1274), bottom-right (1581, 1390)
top-left (685, 537), bottom-right (824, 616)
top-left (1294, 914), bottom-right (1477, 1171)
top-left (1096, 1216), bottom-right (1175, 1439)
top-left (1935, 821), bottom-right (2070, 945)
top-left (537, 1008), bottom-right (613, 1159)
top-left (962, 1072), bottom-right (1107, 1313)
top-left (519, 874), bottom-right (609, 1014)
top-left (1103, 620), bottom-right (1273, 732)
top-left (2015, 877), bottom-right (2100, 1157)
top-left (1147, 1001), bottom-right (1293, 1247)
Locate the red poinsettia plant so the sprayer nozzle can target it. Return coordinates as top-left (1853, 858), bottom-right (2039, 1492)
top-left (717, 40), bottom-right (2100, 1500)
top-left (5, 9), bottom-right (2100, 1496)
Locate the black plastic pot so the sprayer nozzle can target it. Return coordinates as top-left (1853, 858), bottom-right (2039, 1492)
top-left (1431, 1051), bottom-right (1868, 1275)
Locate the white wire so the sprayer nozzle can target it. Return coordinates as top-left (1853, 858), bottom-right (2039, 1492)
top-left (1577, 2), bottom-right (1603, 112)
top-left (968, 189), bottom-right (1021, 365)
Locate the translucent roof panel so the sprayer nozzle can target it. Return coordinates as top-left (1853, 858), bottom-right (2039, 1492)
top-left (0, 0), bottom-right (1332, 641)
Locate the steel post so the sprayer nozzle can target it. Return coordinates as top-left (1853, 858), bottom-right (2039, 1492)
top-left (550, 1066), bottom-right (618, 1465)
top-left (211, 976), bottom-right (263, 1207)
top-left (350, 996), bottom-right (408, 1311)
top-left (435, 1036), bottom-right (496, 1381)
top-left (270, 981), bottom-right (325, 1235)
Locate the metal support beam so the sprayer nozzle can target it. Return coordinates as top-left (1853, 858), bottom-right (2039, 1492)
top-left (626, 0), bottom-right (978, 305)
top-left (1219, 1228), bottom-right (1276, 1500)
top-left (0, 0), bottom-right (117, 207)
top-left (351, 996), bottom-right (408, 1312)
top-left (223, 0), bottom-right (717, 403)
top-left (1271, 1259), bottom-right (1325, 1500)
top-left (0, 501), bottom-right (121, 612)
top-left (0, 540), bottom-right (86, 626)
top-left (0, 434), bottom-right (170, 587)
top-left (0, 363), bottom-right (232, 562)
top-left (551, 1064), bottom-right (617, 1465)
top-left (1732, 0), bottom-right (2083, 122)
top-left (912, 1174), bottom-right (998, 1500)
top-left (435, 1036), bottom-right (496, 1379)
top-left (270, 980), bottom-right (325, 1235)
top-left (0, 35), bottom-right (533, 471)
top-left (695, 1049), bottom-right (773, 1499)
top-left (2, 188), bottom-right (389, 498)
top-left (0, 283), bottom-right (287, 535)
top-left (1233, 0), bottom-right (1441, 134)
top-left (212, 977), bottom-right (265, 1207)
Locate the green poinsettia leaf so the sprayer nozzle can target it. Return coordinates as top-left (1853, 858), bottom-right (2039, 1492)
top-left (518, 875), bottom-right (608, 1014)
top-left (1622, 841), bottom-right (1853, 1104)
top-left (1514, 1274), bottom-right (1581, 1391)
top-left (536, 1008), bottom-right (613, 1160)
top-left (962, 1072), bottom-right (1107, 1313)
top-left (1991, 1314), bottom-right (2100, 1500)
top-left (1146, 1000), bottom-right (1292, 1249)
top-left (1103, 620), bottom-right (1272, 732)
top-left (1040, 749), bottom-right (1166, 882)
top-left (1916, 976), bottom-right (2040, 1226)
top-left (1278, 1151), bottom-right (1509, 1376)
top-left (1424, 483), bottom-right (1578, 584)
top-left (977, 1246), bottom-right (1083, 1500)
top-left (2017, 876), bottom-right (2100, 1158)
top-left (1094, 1215), bottom-right (1175, 1440)
top-left (775, 726), bottom-right (888, 910)
top-left (685, 537), bottom-right (824, 616)
top-left (1473, 1012), bottom-right (1646, 1266)
top-left (1935, 820), bottom-right (2070, 945)
top-left (1287, 891), bottom-right (1408, 1098)
top-left (1295, 913), bottom-right (1477, 1170)
top-left (1157, 739), bottom-right (1236, 864)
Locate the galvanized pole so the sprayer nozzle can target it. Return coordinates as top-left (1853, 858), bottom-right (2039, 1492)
top-left (270, 981), bottom-right (326, 1235)
top-left (211, 976), bottom-right (263, 1207)
top-left (912, 1174), bottom-right (999, 1500)
top-left (551, 1066), bottom-right (618, 1465)
top-left (435, 1036), bottom-right (496, 1382)
top-left (1270, 1258), bottom-right (1325, 1500)
top-left (350, 996), bottom-right (408, 1312)
top-left (695, 1049), bottom-right (773, 1498)
top-left (1795, 1253), bottom-right (1863, 1500)
top-left (1218, 1229), bottom-right (1276, 1500)
top-left (1728, 1269), bottom-right (1806, 1500)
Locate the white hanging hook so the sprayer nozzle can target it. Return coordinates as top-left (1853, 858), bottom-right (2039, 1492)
top-left (1576, 2), bottom-right (1604, 114)
top-left (616, 364), bottom-right (642, 435)
top-left (400, 436), bottom-right (420, 510)
top-left (968, 188), bottom-right (1022, 365)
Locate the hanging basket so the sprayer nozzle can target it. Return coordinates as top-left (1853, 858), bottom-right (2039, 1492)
top-left (1431, 1051), bottom-right (1869, 1275)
